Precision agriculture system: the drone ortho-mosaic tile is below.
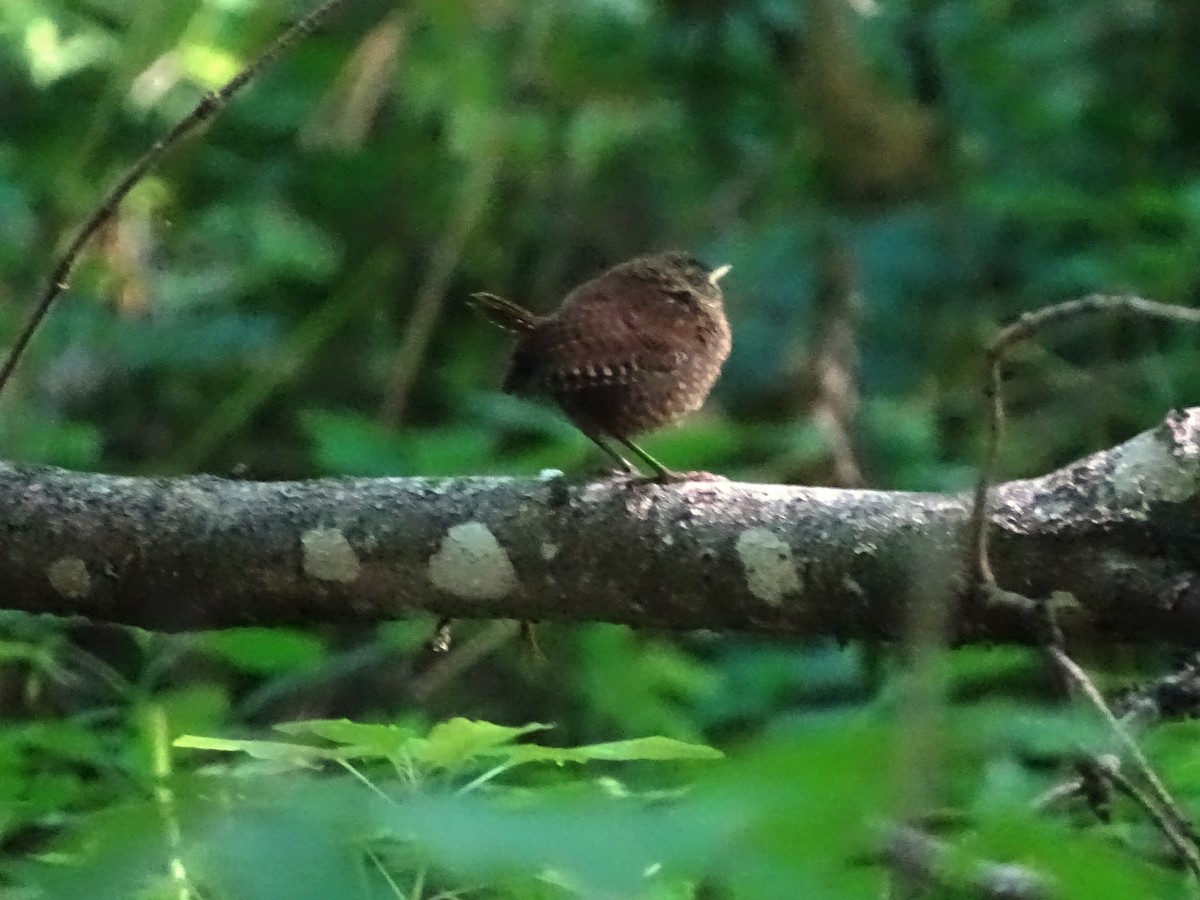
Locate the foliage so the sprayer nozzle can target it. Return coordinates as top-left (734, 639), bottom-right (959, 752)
top-left (4, 0), bottom-right (1200, 896)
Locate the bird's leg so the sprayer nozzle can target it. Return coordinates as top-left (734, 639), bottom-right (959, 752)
top-left (613, 437), bottom-right (682, 483)
top-left (584, 431), bottom-right (639, 476)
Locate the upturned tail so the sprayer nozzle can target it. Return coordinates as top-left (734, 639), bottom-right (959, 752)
top-left (469, 292), bottom-right (542, 333)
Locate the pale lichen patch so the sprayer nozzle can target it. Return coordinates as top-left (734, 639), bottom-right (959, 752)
top-left (736, 527), bottom-right (801, 605)
top-left (541, 542), bottom-right (560, 561)
top-left (48, 557), bottom-right (90, 598)
top-left (1112, 429), bottom-right (1200, 506)
top-left (429, 522), bottom-right (518, 600)
top-left (301, 528), bottom-right (361, 583)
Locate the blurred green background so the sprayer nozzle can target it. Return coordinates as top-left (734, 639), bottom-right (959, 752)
top-left (4, 0), bottom-right (1200, 897)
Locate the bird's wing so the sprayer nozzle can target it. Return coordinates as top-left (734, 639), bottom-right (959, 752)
top-left (504, 293), bottom-right (689, 395)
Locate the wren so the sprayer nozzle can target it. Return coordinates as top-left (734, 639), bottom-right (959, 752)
top-left (471, 251), bottom-right (732, 482)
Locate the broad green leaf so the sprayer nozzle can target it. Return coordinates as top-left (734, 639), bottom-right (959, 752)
top-left (273, 719), bottom-right (421, 759)
top-left (416, 718), bottom-right (552, 770)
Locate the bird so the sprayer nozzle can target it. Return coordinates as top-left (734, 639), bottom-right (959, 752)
top-left (470, 250), bottom-right (732, 482)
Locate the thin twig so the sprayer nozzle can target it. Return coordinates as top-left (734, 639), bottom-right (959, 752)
top-left (1049, 646), bottom-right (1200, 876)
top-left (966, 294), bottom-right (1200, 588)
top-left (0, 0), bottom-right (357, 402)
top-left (1032, 776), bottom-right (1087, 812)
top-left (365, 849), bottom-right (408, 900)
top-left (1100, 760), bottom-right (1200, 879)
top-left (1035, 653), bottom-right (1200, 811)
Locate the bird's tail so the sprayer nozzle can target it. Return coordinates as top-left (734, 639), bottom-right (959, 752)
top-left (469, 293), bottom-right (542, 333)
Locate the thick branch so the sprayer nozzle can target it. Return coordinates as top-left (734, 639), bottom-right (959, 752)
top-left (3, 409), bottom-right (1200, 641)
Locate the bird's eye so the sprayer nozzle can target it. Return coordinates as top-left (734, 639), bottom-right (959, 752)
top-left (685, 255), bottom-right (708, 271)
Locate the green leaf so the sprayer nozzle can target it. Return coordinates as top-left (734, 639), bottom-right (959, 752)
top-left (195, 790), bottom-right (369, 900)
top-left (368, 791), bottom-right (723, 899)
top-left (416, 718), bottom-right (552, 771)
top-left (947, 701), bottom-right (1109, 759)
top-left (577, 625), bottom-right (716, 740)
top-left (404, 426), bottom-right (497, 476)
top-left (273, 718), bottom-right (421, 759)
top-left (567, 101), bottom-right (669, 174)
top-left (300, 408), bottom-right (407, 476)
top-left (505, 735), bottom-right (723, 765)
top-left (1142, 719), bottom-right (1200, 796)
top-left (173, 735), bottom-right (333, 766)
top-left (130, 686), bottom-right (230, 778)
top-left (1, 417), bottom-right (101, 468)
top-left (200, 628), bottom-right (326, 674)
top-left (21, 16), bottom-right (116, 85)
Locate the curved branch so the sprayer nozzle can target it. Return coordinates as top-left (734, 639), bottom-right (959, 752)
top-left (3, 409), bottom-right (1200, 642)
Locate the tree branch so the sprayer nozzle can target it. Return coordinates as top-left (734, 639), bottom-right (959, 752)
top-left (3, 407), bottom-right (1200, 640)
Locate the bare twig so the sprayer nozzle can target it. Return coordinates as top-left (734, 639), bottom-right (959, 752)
top-left (1098, 759), bottom-right (1200, 878)
top-left (0, 0), bottom-right (357, 402)
top-left (1049, 647), bottom-right (1200, 878)
top-left (962, 295), bottom-right (1200, 850)
top-left (1033, 776), bottom-right (1089, 813)
top-left (966, 294), bottom-right (1200, 588)
top-left (1020, 576), bottom-right (1196, 868)
top-left (1035, 654), bottom-right (1200, 811)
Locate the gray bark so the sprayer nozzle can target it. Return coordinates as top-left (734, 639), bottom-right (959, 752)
top-left (2, 408), bottom-right (1199, 643)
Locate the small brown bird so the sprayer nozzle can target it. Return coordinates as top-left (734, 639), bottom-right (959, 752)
top-left (471, 251), bottom-right (733, 481)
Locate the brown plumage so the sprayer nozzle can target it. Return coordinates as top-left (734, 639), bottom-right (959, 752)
top-left (471, 251), bottom-right (732, 481)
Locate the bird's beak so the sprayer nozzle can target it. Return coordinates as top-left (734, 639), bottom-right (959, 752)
top-left (708, 264), bottom-right (732, 286)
